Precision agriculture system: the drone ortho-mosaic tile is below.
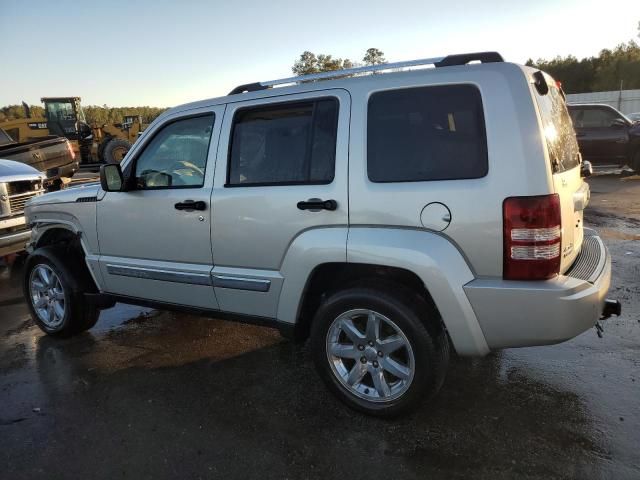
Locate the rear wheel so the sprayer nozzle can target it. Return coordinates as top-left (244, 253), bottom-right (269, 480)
top-left (310, 283), bottom-right (449, 417)
top-left (24, 247), bottom-right (98, 336)
top-left (102, 138), bottom-right (131, 164)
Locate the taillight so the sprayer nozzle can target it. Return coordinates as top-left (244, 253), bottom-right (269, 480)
top-left (503, 194), bottom-right (561, 280)
top-left (66, 140), bottom-right (76, 161)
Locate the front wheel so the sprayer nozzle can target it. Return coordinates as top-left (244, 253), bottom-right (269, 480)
top-left (24, 247), bottom-right (98, 336)
top-left (310, 283), bottom-right (449, 417)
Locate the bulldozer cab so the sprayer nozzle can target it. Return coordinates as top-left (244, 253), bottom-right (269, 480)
top-left (41, 97), bottom-right (85, 139)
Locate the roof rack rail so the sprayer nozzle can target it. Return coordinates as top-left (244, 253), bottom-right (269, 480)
top-left (228, 51), bottom-right (504, 95)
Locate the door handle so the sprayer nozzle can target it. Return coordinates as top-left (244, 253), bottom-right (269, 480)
top-left (175, 200), bottom-right (206, 211)
top-left (297, 198), bottom-right (338, 211)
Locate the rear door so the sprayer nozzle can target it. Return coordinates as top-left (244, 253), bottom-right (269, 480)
top-left (210, 90), bottom-right (350, 318)
top-left (533, 78), bottom-right (585, 272)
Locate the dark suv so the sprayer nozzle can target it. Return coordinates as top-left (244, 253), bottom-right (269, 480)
top-left (567, 104), bottom-right (640, 171)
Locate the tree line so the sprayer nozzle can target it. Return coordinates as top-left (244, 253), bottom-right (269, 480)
top-left (292, 48), bottom-right (386, 75)
top-left (4, 31), bottom-right (639, 126)
top-left (0, 104), bottom-right (167, 125)
top-left (526, 40), bottom-right (640, 94)
top-left (291, 26), bottom-right (640, 95)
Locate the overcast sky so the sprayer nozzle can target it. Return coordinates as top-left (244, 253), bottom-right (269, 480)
top-left (1, 0), bottom-right (638, 107)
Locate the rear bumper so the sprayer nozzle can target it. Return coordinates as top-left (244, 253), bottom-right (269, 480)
top-left (45, 161), bottom-right (79, 182)
top-left (464, 229), bottom-right (612, 349)
top-left (0, 227), bottom-right (31, 256)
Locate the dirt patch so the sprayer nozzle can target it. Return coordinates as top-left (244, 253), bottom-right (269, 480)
top-left (584, 208), bottom-right (640, 229)
top-left (597, 228), bottom-right (640, 241)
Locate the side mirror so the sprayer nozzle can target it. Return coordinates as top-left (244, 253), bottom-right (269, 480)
top-left (100, 164), bottom-right (124, 192)
top-left (611, 118), bottom-right (628, 128)
top-left (581, 160), bottom-right (593, 178)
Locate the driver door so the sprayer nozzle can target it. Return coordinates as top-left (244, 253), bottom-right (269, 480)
top-left (97, 106), bottom-right (224, 309)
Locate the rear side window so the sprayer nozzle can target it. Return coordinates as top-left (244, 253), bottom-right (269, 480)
top-left (533, 76), bottom-right (580, 173)
top-left (227, 99), bottom-right (338, 186)
top-left (367, 84), bottom-right (488, 183)
top-left (570, 107), bottom-right (618, 128)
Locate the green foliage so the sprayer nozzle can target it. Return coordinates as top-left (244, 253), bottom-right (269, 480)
top-left (363, 48), bottom-right (386, 66)
top-left (0, 104), bottom-right (43, 122)
top-left (292, 51), bottom-right (356, 75)
top-left (81, 105), bottom-right (167, 125)
top-left (292, 48), bottom-right (386, 75)
top-left (528, 41), bottom-right (640, 93)
top-left (0, 104), bottom-right (166, 125)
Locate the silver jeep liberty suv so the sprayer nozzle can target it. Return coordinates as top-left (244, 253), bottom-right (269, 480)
top-left (23, 52), bottom-right (619, 416)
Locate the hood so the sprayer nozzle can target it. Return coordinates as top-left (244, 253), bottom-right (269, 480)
top-left (0, 159), bottom-right (45, 182)
top-left (27, 182), bottom-right (102, 207)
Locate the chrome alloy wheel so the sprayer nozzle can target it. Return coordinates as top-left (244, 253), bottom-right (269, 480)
top-left (29, 264), bottom-right (66, 328)
top-left (326, 309), bottom-right (415, 402)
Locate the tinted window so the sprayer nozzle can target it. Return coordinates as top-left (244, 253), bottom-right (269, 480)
top-left (134, 114), bottom-right (214, 189)
top-left (533, 81), bottom-right (580, 173)
top-left (367, 85), bottom-right (488, 183)
top-left (227, 99), bottom-right (338, 186)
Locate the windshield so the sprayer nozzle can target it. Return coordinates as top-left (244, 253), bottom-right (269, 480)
top-left (45, 101), bottom-right (77, 121)
top-left (532, 73), bottom-right (581, 173)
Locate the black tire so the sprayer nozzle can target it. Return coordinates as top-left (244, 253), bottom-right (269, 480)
top-left (97, 138), bottom-right (108, 162)
top-left (102, 138), bottom-right (131, 164)
top-left (310, 282), bottom-right (449, 417)
top-left (23, 246), bottom-right (99, 337)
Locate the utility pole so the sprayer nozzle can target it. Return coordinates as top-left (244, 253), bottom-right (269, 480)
top-left (618, 80), bottom-right (623, 111)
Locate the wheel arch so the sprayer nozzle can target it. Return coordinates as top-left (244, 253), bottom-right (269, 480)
top-left (291, 262), bottom-right (440, 343)
top-left (30, 223), bottom-right (103, 292)
top-left (278, 227), bottom-right (490, 356)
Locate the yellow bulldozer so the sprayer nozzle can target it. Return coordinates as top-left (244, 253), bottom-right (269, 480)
top-left (1, 97), bottom-right (144, 164)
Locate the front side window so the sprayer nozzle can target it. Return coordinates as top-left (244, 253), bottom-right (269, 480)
top-left (134, 114), bottom-right (214, 189)
top-left (367, 84), bottom-right (488, 182)
top-left (227, 99), bottom-right (338, 186)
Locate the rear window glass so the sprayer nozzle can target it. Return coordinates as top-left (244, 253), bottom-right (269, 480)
top-left (533, 76), bottom-right (580, 173)
top-left (367, 84), bottom-right (488, 183)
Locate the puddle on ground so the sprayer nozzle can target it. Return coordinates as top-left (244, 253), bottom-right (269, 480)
top-left (1, 302), bottom-right (282, 376)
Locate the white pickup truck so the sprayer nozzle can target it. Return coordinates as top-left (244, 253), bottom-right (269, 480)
top-left (0, 160), bottom-right (45, 257)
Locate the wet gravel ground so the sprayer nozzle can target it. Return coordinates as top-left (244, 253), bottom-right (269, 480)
top-left (0, 174), bottom-right (638, 479)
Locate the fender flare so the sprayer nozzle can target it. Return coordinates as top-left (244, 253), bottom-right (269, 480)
top-left (27, 214), bottom-right (105, 290)
top-left (346, 227), bottom-right (489, 356)
top-left (277, 226), bottom-right (489, 356)
top-left (276, 227), bottom-right (348, 324)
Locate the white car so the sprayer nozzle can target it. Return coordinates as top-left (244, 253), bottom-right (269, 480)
top-left (22, 52), bottom-right (619, 416)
